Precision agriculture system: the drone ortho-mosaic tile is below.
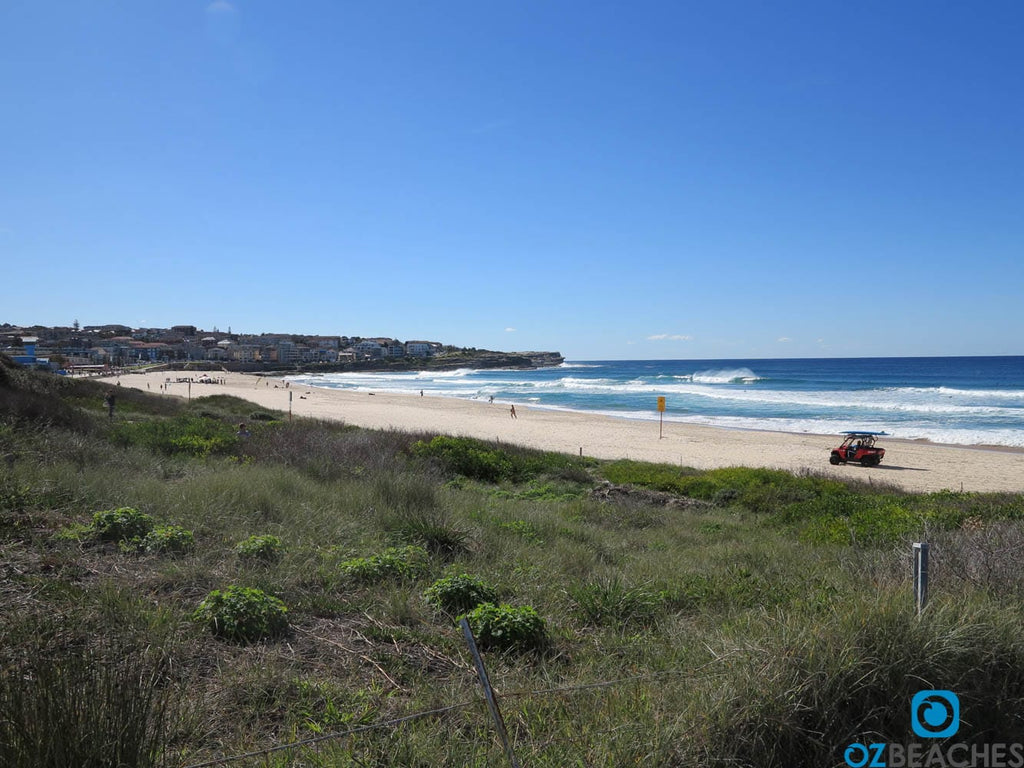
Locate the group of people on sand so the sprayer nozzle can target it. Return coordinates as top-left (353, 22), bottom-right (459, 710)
top-left (484, 393), bottom-right (516, 418)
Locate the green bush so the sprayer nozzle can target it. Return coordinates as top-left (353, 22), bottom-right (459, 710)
top-left (460, 603), bottom-right (548, 653)
top-left (141, 525), bottom-right (195, 555)
top-left (424, 574), bottom-right (499, 614)
top-left (234, 534), bottom-right (285, 562)
top-left (91, 507), bottom-right (155, 542)
top-left (338, 546), bottom-right (429, 583)
top-left (193, 586), bottom-right (289, 643)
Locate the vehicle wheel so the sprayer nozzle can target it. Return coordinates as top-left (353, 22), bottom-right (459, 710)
top-left (829, 453), bottom-right (841, 465)
top-left (862, 456), bottom-right (878, 467)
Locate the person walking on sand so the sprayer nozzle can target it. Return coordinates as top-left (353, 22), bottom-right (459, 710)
top-left (510, 404), bottom-right (517, 419)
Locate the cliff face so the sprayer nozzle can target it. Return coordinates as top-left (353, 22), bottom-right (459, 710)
top-left (418, 350), bottom-right (565, 371)
top-left (516, 351), bottom-right (565, 368)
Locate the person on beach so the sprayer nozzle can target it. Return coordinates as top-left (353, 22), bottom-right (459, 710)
top-left (510, 404), bottom-right (517, 419)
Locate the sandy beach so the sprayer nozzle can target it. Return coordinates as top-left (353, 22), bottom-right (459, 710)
top-left (101, 370), bottom-right (1024, 495)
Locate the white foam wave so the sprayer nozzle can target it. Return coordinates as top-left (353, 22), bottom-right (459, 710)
top-left (689, 367), bottom-right (763, 384)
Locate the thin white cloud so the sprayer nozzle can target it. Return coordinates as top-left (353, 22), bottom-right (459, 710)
top-left (647, 333), bottom-right (693, 341)
top-left (777, 337), bottom-right (792, 343)
top-left (206, 0), bottom-right (235, 13)
top-left (504, 327), bottom-right (517, 332)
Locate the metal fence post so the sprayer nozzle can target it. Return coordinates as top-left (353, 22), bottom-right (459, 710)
top-left (913, 542), bottom-right (929, 615)
top-left (460, 618), bottom-right (521, 768)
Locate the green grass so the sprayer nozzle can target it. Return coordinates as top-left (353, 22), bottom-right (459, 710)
top-left (4, 364), bottom-right (1024, 766)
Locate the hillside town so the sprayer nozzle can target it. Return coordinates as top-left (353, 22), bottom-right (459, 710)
top-left (0, 322), bottom-right (563, 371)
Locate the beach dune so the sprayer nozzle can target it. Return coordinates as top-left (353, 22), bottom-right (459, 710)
top-left (103, 371), bottom-right (1024, 495)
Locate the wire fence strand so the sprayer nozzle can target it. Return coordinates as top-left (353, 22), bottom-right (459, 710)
top-left (181, 659), bottom-right (728, 768)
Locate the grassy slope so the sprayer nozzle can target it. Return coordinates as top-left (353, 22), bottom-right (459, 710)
top-left (3, 360), bottom-right (1024, 767)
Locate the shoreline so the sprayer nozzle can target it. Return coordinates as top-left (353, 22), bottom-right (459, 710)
top-left (98, 370), bottom-right (1024, 495)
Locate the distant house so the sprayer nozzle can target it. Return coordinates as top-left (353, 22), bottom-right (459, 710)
top-left (276, 341), bottom-right (301, 363)
top-left (10, 336), bottom-right (40, 366)
top-left (129, 342), bottom-right (173, 362)
top-left (232, 344), bottom-right (262, 362)
top-left (405, 340), bottom-right (440, 357)
top-left (352, 340), bottom-right (384, 359)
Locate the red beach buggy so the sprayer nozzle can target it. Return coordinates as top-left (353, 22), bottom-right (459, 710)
top-left (829, 431), bottom-right (887, 467)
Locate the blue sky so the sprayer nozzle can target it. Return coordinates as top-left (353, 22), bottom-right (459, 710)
top-left (2, 2), bottom-right (1022, 360)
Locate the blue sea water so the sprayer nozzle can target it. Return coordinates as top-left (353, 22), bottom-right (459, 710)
top-left (287, 357), bottom-right (1024, 448)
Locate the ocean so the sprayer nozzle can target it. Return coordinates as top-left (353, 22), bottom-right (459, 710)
top-left (286, 356), bottom-right (1024, 448)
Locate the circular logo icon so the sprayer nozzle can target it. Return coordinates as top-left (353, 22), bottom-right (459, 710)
top-left (911, 690), bottom-right (960, 739)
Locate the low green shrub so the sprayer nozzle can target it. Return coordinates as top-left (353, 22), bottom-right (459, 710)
top-left (91, 507), bottom-right (155, 542)
top-left (234, 534), bottom-right (285, 562)
top-left (111, 416), bottom-right (239, 457)
top-left (338, 545), bottom-right (429, 583)
top-left (411, 435), bottom-right (590, 484)
top-left (424, 574), bottom-right (499, 614)
top-left (193, 585), bottom-right (289, 643)
top-left (141, 525), bottom-right (195, 555)
top-left (412, 436), bottom-right (514, 482)
top-left (460, 603), bottom-right (548, 653)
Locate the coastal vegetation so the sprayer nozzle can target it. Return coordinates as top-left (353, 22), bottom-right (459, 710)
top-left (3, 356), bottom-right (1024, 766)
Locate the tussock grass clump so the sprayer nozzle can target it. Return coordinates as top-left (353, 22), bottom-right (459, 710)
top-left (0, 615), bottom-right (180, 768)
top-left (689, 596), bottom-right (1024, 766)
top-left (381, 506), bottom-right (470, 557)
top-left (193, 585), bottom-right (289, 643)
top-left (373, 473), bottom-right (469, 555)
top-left (338, 545), bottom-right (430, 583)
top-left (424, 573), bottom-right (499, 614)
top-left (568, 576), bottom-right (665, 628)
